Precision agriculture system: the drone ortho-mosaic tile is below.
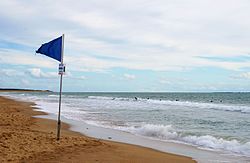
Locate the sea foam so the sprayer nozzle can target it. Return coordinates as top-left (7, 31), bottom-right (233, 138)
top-left (79, 119), bottom-right (250, 157)
top-left (114, 124), bottom-right (250, 156)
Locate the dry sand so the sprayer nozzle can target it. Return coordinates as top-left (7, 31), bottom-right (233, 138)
top-left (0, 96), bottom-right (196, 163)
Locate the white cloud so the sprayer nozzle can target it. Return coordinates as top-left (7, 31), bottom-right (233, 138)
top-left (159, 79), bottom-right (171, 84)
top-left (0, 68), bottom-right (59, 80)
top-left (0, 49), bottom-right (57, 68)
top-left (230, 72), bottom-right (250, 80)
top-left (27, 68), bottom-right (57, 78)
top-left (123, 73), bottom-right (135, 80)
top-left (21, 79), bottom-right (30, 85)
top-left (0, 69), bottom-right (23, 77)
top-left (1, 0), bottom-right (250, 72)
top-left (80, 76), bottom-right (86, 80)
top-left (158, 77), bottom-right (189, 86)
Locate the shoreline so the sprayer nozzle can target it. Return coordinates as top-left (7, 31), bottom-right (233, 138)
top-left (36, 107), bottom-right (250, 163)
top-left (0, 96), bottom-right (196, 162)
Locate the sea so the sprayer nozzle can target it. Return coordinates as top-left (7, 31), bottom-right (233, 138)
top-left (2, 92), bottom-right (250, 162)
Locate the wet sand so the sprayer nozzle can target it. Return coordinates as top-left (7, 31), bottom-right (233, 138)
top-left (0, 96), bottom-right (196, 162)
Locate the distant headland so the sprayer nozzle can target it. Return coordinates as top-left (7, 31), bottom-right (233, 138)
top-left (0, 88), bottom-right (52, 92)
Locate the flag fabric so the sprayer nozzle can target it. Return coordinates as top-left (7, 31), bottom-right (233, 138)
top-left (36, 36), bottom-right (62, 62)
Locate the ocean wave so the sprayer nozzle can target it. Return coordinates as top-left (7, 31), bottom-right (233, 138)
top-left (88, 96), bottom-right (116, 100)
top-left (82, 121), bottom-right (250, 156)
top-left (182, 135), bottom-right (250, 156)
top-left (116, 124), bottom-right (250, 156)
top-left (147, 99), bottom-right (250, 113)
top-left (121, 124), bottom-right (178, 139)
top-left (48, 95), bottom-right (59, 97)
top-left (88, 96), bottom-right (132, 101)
top-left (87, 95), bottom-right (250, 113)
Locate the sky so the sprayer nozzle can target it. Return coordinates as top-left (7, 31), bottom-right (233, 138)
top-left (1, 0), bottom-right (250, 92)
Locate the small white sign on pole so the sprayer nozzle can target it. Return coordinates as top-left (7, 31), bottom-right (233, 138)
top-left (58, 63), bottom-right (65, 75)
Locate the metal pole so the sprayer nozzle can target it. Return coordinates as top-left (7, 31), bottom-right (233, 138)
top-left (57, 34), bottom-right (64, 141)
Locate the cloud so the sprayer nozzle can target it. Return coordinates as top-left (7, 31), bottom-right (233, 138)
top-left (230, 72), bottom-right (250, 80)
top-left (159, 79), bottom-right (171, 84)
top-left (0, 69), bottom-right (23, 77)
top-left (80, 76), bottom-right (86, 80)
top-left (159, 77), bottom-right (188, 85)
top-left (63, 71), bottom-right (87, 80)
top-left (21, 79), bottom-right (30, 85)
top-left (26, 68), bottom-right (57, 78)
top-left (1, 0), bottom-right (250, 73)
top-left (123, 73), bottom-right (135, 80)
top-left (0, 68), bottom-right (59, 79)
top-left (0, 49), bottom-right (57, 68)
top-left (1, 0), bottom-right (250, 92)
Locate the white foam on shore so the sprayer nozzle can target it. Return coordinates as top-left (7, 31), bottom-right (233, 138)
top-left (134, 124), bottom-right (250, 156)
top-left (81, 121), bottom-right (250, 157)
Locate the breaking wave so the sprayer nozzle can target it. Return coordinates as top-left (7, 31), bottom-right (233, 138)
top-left (87, 96), bottom-right (250, 113)
top-left (113, 124), bottom-right (250, 156)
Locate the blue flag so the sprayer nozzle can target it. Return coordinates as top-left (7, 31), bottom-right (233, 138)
top-left (36, 36), bottom-right (62, 62)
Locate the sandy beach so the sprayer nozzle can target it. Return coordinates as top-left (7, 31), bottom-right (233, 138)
top-left (0, 96), bottom-right (196, 162)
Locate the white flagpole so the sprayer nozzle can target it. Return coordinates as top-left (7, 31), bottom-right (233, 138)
top-left (57, 34), bottom-right (64, 141)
